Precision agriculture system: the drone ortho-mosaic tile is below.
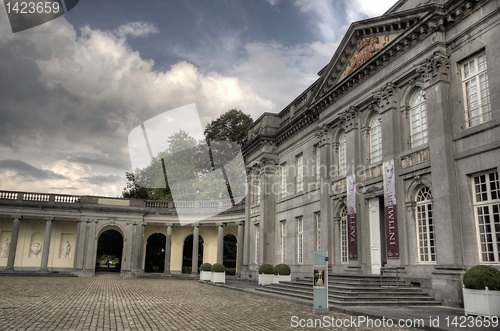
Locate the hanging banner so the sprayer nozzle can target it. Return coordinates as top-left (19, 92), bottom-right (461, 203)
top-left (347, 174), bottom-right (358, 259)
top-left (383, 159), bottom-right (399, 258)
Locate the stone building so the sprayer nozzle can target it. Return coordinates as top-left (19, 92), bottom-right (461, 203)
top-left (0, 192), bottom-right (245, 277)
top-left (242, 0), bottom-right (500, 307)
top-left (0, 0), bottom-right (499, 309)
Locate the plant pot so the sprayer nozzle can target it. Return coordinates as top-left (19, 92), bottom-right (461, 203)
top-left (258, 273), bottom-right (273, 286)
top-left (273, 274), bottom-right (292, 284)
top-left (463, 287), bottom-right (500, 317)
top-left (211, 271), bottom-right (225, 284)
top-left (200, 270), bottom-right (212, 281)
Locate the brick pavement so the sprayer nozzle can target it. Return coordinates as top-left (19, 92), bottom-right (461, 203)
top-left (0, 274), bottom-right (414, 331)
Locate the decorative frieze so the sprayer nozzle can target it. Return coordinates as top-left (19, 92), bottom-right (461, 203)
top-left (360, 164), bottom-right (383, 182)
top-left (401, 148), bottom-right (430, 169)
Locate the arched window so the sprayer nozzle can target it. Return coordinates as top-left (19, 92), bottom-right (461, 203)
top-left (339, 206), bottom-right (348, 263)
top-left (415, 187), bottom-right (435, 263)
top-left (409, 88), bottom-right (428, 148)
top-left (338, 131), bottom-right (346, 175)
top-left (369, 114), bottom-right (382, 163)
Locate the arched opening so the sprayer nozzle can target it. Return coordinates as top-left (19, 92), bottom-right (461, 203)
top-left (144, 233), bottom-right (166, 273)
top-left (182, 234), bottom-right (204, 274)
top-left (96, 229), bottom-right (123, 272)
top-left (223, 234), bottom-right (237, 274)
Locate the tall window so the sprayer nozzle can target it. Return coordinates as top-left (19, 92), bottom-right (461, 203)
top-left (280, 221), bottom-right (286, 263)
top-left (338, 131), bottom-right (347, 176)
top-left (369, 114), bottom-right (382, 163)
top-left (297, 216), bottom-right (303, 264)
top-left (254, 225), bottom-right (260, 265)
top-left (315, 212), bottom-right (321, 251)
top-left (280, 163), bottom-right (287, 198)
top-left (462, 53), bottom-right (491, 128)
top-left (340, 206), bottom-right (348, 263)
top-left (296, 154), bottom-right (303, 192)
top-left (409, 88), bottom-right (428, 148)
top-left (315, 145), bottom-right (321, 183)
top-left (415, 187), bottom-right (436, 263)
top-left (472, 171), bottom-right (500, 263)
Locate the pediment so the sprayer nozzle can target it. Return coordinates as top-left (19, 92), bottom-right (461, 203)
top-left (312, 5), bottom-right (436, 102)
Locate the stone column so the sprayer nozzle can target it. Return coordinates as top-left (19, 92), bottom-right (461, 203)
top-left (258, 158), bottom-right (277, 264)
top-left (130, 222), bottom-right (144, 274)
top-left (340, 106), bottom-right (361, 265)
top-left (73, 219), bottom-right (87, 270)
top-left (236, 222), bottom-right (244, 275)
top-left (316, 124), bottom-right (332, 260)
top-left (84, 220), bottom-right (98, 272)
top-left (163, 224), bottom-right (172, 274)
top-left (40, 217), bottom-right (53, 271)
top-left (6, 216), bottom-right (21, 270)
top-left (217, 224), bottom-right (224, 264)
top-left (417, 50), bottom-right (461, 266)
top-left (191, 225), bottom-right (200, 274)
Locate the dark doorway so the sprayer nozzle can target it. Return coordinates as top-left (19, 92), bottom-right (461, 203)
top-left (145, 233), bottom-right (166, 273)
top-left (96, 229), bottom-right (123, 272)
top-left (182, 234), bottom-right (204, 274)
top-left (223, 234), bottom-right (237, 269)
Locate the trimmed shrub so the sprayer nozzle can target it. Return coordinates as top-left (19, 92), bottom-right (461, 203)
top-left (463, 265), bottom-right (500, 291)
top-left (200, 263), bottom-right (212, 272)
top-left (273, 263), bottom-right (291, 275)
top-left (226, 268), bottom-right (236, 276)
top-left (211, 263), bottom-right (225, 272)
top-left (259, 264), bottom-right (274, 274)
top-left (182, 267), bottom-right (192, 274)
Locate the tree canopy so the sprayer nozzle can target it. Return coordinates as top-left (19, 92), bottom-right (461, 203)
top-left (204, 109), bottom-right (253, 146)
top-left (123, 109), bottom-right (253, 200)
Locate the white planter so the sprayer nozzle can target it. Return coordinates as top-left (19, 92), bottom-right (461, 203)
top-left (463, 287), bottom-right (500, 317)
top-left (211, 271), bottom-right (226, 284)
top-left (258, 273), bottom-right (274, 286)
top-left (200, 270), bottom-right (212, 281)
top-left (273, 274), bottom-right (292, 284)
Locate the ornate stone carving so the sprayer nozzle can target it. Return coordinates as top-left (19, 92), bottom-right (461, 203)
top-left (31, 242), bottom-right (41, 257)
top-left (373, 82), bottom-right (397, 112)
top-left (1, 238), bottom-right (9, 258)
top-left (60, 240), bottom-right (71, 259)
top-left (315, 123), bottom-right (330, 145)
top-left (415, 51), bottom-right (450, 85)
top-left (340, 106), bottom-right (358, 131)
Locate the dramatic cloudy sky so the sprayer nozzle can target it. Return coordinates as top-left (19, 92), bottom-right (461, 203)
top-left (0, 0), bottom-right (397, 197)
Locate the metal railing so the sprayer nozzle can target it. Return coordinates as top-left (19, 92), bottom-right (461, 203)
top-left (380, 266), bottom-right (400, 288)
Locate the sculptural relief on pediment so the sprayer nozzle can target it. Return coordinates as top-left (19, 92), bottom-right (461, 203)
top-left (338, 33), bottom-right (400, 82)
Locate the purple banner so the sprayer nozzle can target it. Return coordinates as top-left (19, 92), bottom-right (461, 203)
top-left (383, 160), bottom-right (399, 258)
top-left (347, 175), bottom-right (357, 259)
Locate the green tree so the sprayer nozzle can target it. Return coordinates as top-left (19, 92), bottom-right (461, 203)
top-left (204, 109), bottom-right (253, 146)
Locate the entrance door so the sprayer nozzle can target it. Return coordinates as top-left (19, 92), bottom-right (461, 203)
top-left (369, 198), bottom-right (381, 274)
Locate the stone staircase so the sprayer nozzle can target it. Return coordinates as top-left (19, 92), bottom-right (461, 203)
top-left (255, 274), bottom-right (440, 306)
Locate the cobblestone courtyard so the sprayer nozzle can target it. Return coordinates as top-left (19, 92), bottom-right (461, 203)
top-left (0, 274), bottom-right (413, 331)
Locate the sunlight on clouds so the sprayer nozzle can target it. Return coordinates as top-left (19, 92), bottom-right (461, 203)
top-left (115, 22), bottom-right (159, 39)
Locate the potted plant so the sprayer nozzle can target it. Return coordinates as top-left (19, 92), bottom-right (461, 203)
top-left (463, 265), bottom-right (500, 317)
top-left (273, 263), bottom-right (292, 284)
top-left (211, 263), bottom-right (226, 284)
top-left (258, 264), bottom-right (274, 286)
top-left (200, 263), bottom-right (212, 281)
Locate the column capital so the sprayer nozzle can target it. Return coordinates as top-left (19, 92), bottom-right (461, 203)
top-left (340, 106), bottom-right (359, 132)
top-left (45, 216), bottom-right (54, 222)
top-left (373, 82), bottom-right (397, 113)
top-left (12, 215), bottom-right (23, 221)
top-left (415, 51), bottom-right (450, 87)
